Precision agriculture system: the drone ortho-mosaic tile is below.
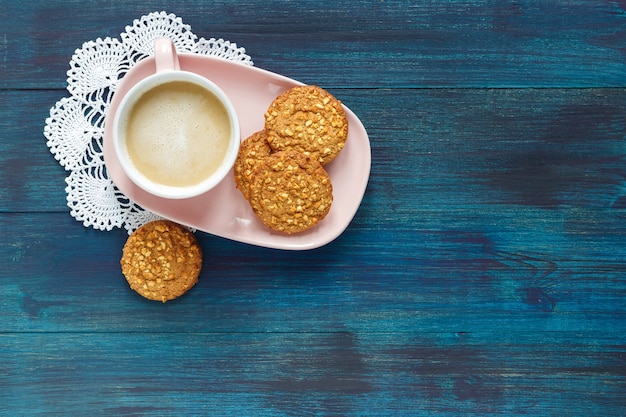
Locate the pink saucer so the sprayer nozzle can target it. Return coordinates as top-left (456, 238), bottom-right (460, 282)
top-left (103, 54), bottom-right (371, 250)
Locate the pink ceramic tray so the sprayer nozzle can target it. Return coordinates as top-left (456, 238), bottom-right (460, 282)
top-left (103, 54), bottom-right (371, 250)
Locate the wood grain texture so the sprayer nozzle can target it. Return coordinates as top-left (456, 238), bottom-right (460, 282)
top-left (2, 0), bottom-right (626, 415)
top-left (1, 0), bottom-right (625, 89)
top-left (2, 332), bottom-right (624, 416)
top-left (4, 88), bottom-right (626, 212)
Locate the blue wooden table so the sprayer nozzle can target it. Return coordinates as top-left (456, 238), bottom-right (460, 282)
top-left (2, 1), bottom-right (626, 415)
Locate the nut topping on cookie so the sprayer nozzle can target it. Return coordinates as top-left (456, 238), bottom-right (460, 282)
top-left (264, 85), bottom-right (348, 165)
top-left (121, 220), bottom-right (202, 302)
top-left (248, 150), bottom-right (333, 234)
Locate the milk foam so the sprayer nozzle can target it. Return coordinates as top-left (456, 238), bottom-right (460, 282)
top-left (125, 81), bottom-right (231, 187)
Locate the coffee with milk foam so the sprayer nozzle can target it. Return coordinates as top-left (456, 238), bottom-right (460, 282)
top-left (125, 81), bottom-right (231, 187)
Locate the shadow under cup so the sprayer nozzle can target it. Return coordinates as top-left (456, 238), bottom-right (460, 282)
top-left (112, 70), bottom-right (240, 200)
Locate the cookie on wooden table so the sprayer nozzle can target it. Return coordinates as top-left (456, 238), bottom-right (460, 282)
top-left (234, 130), bottom-right (273, 200)
top-left (121, 220), bottom-right (202, 302)
top-left (248, 150), bottom-right (333, 234)
top-left (264, 85), bottom-right (348, 165)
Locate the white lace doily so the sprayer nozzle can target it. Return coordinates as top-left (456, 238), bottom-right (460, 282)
top-left (44, 11), bottom-right (253, 234)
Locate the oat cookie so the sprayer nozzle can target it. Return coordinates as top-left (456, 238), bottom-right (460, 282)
top-left (264, 85), bottom-right (348, 165)
top-left (234, 130), bottom-right (273, 200)
top-left (121, 220), bottom-right (202, 302)
top-left (248, 150), bottom-right (333, 234)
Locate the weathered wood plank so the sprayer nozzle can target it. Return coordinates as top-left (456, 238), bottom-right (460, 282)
top-left (4, 87), bottom-right (626, 213)
top-left (3, 2), bottom-right (626, 415)
top-left (2, 332), bottom-right (625, 415)
top-left (2, 212), bottom-right (625, 334)
top-left (1, 0), bottom-right (625, 89)
top-left (0, 90), bottom-right (68, 212)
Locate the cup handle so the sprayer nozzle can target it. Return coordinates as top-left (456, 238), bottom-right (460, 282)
top-left (154, 37), bottom-right (180, 72)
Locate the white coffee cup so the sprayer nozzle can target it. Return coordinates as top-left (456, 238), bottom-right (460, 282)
top-left (112, 37), bottom-right (240, 199)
